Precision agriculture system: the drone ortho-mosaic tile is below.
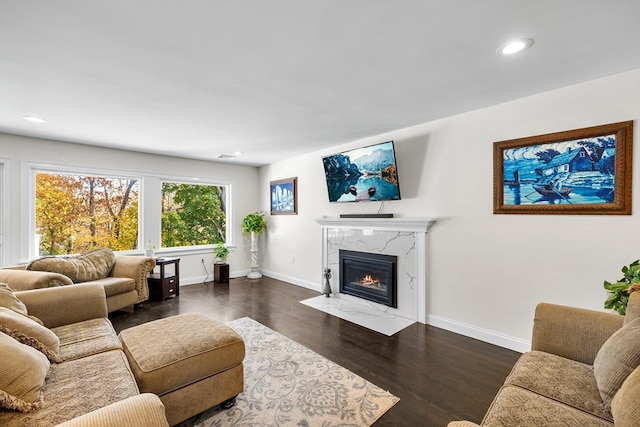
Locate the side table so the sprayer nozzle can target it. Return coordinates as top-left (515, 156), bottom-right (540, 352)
top-left (149, 257), bottom-right (180, 300)
top-left (214, 263), bottom-right (229, 284)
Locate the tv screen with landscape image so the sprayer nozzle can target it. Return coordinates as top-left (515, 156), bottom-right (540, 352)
top-left (322, 141), bottom-right (401, 203)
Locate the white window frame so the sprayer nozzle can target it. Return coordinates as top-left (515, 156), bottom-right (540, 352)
top-left (20, 161), bottom-right (234, 262)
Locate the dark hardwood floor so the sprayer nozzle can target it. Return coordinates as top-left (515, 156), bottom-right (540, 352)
top-left (109, 276), bottom-right (520, 427)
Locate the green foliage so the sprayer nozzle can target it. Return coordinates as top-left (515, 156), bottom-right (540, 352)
top-left (604, 260), bottom-right (640, 315)
top-left (161, 183), bottom-right (226, 247)
top-left (215, 244), bottom-right (229, 261)
top-left (242, 211), bottom-right (267, 234)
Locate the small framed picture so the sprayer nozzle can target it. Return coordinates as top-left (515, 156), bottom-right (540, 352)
top-left (494, 121), bottom-right (632, 215)
top-left (270, 177), bottom-right (297, 215)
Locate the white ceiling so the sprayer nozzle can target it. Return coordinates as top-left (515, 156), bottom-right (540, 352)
top-left (1, 1), bottom-right (639, 166)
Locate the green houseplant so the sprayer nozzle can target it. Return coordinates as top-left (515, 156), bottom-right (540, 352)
top-left (241, 211), bottom-right (267, 235)
top-left (242, 212), bottom-right (267, 279)
top-left (214, 244), bottom-right (229, 263)
top-left (604, 260), bottom-right (640, 315)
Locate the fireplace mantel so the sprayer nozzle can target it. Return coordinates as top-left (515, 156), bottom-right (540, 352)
top-left (315, 216), bottom-right (436, 324)
top-left (314, 217), bottom-right (435, 232)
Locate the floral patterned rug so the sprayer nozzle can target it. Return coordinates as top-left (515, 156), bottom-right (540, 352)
top-left (177, 317), bottom-right (399, 427)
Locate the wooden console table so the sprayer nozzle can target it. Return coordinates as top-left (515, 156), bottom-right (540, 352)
top-left (149, 257), bottom-right (180, 300)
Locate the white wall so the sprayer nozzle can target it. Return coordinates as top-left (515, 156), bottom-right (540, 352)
top-left (0, 134), bottom-right (261, 284)
top-left (259, 69), bottom-right (640, 351)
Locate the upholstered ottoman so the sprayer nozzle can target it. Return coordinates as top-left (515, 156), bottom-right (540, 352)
top-left (118, 313), bottom-right (245, 426)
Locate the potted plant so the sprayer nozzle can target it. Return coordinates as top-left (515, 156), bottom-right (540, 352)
top-left (604, 260), bottom-right (640, 315)
top-left (145, 240), bottom-right (157, 258)
top-left (214, 244), bottom-right (229, 264)
top-left (242, 211), bottom-right (267, 279)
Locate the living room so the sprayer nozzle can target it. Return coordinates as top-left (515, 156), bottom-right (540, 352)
top-left (1, 1), bottom-right (639, 425)
top-left (3, 73), bottom-right (639, 353)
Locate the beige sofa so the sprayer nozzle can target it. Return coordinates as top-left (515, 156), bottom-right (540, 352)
top-left (0, 283), bottom-right (169, 426)
top-left (449, 292), bottom-right (640, 427)
top-left (0, 249), bottom-right (155, 312)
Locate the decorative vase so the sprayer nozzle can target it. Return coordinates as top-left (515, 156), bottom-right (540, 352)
top-left (145, 249), bottom-right (155, 258)
top-left (322, 268), bottom-right (332, 297)
top-left (247, 231), bottom-right (262, 279)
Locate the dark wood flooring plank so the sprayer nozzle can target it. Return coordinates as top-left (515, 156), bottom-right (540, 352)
top-left (110, 276), bottom-right (521, 426)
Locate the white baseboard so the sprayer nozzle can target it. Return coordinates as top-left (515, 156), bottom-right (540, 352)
top-left (426, 313), bottom-right (531, 353)
top-left (260, 269), bottom-right (321, 291)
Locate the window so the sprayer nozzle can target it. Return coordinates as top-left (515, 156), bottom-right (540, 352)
top-left (161, 181), bottom-right (226, 248)
top-left (35, 172), bottom-right (139, 255)
top-left (23, 163), bottom-right (232, 261)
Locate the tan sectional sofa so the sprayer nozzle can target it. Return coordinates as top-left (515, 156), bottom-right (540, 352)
top-left (449, 292), bottom-right (640, 427)
top-left (0, 248), bottom-right (155, 312)
top-left (0, 282), bottom-right (170, 426)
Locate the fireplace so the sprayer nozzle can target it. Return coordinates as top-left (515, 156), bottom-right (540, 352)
top-left (339, 250), bottom-right (397, 308)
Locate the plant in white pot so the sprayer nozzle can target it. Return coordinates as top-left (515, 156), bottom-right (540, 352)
top-left (242, 211), bottom-right (267, 279)
top-left (145, 240), bottom-right (157, 258)
top-left (214, 244), bottom-right (229, 264)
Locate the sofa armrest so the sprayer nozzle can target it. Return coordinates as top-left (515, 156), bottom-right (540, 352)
top-left (16, 283), bottom-right (108, 328)
top-left (531, 302), bottom-right (624, 365)
top-left (53, 393), bottom-right (169, 427)
top-left (0, 268), bottom-right (73, 290)
top-left (110, 256), bottom-right (155, 304)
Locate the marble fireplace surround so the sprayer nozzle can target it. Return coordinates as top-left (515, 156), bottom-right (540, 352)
top-left (313, 217), bottom-right (435, 326)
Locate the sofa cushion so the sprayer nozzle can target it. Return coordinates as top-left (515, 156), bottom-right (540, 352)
top-left (0, 350), bottom-right (139, 426)
top-left (27, 248), bottom-right (116, 283)
top-left (0, 331), bottom-right (50, 413)
top-left (0, 283), bottom-right (29, 316)
top-left (611, 367), bottom-right (640, 427)
top-left (481, 385), bottom-right (612, 427)
top-left (0, 283), bottom-right (43, 325)
top-left (504, 350), bottom-right (611, 421)
top-left (624, 291), bottom-right (640, 326)
top-left (85, 277), bottom-right (136, 297)
top-left (593, 317), bottom-right (640, 410)
top-left (52, 318), bottom-right (122, 361)
top-left (53, 394), bottom-right (170, 427)
top-left (0, 307), bottom-right (61, 362)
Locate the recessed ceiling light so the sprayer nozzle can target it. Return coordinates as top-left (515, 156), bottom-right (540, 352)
top-left (497, 38), bottom-right (534, 55)
top-left (233, 152), bottom-right (243, 156)
top-left (22, 115), bottom-right (47, 123)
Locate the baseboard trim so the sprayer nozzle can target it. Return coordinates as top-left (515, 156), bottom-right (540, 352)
top-left (261, 270), bottom-right (320, 292)
top-left (426, 313), bottom-right (531, 353)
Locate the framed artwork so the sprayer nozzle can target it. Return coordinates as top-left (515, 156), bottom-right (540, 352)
top-left (493, 121), bottom-right (633, 215)
top-left (270, 177), bottom-right (297, 215)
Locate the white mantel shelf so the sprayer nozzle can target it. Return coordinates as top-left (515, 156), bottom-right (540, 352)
top-left (314, 217), bottom-right (436, 232)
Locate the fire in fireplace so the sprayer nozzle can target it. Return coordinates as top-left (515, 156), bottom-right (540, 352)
top-left (339, 250), bottom-right (397, 308)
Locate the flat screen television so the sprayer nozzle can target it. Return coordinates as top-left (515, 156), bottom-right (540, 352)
top-left (322, 141), bottom-right (401, 203)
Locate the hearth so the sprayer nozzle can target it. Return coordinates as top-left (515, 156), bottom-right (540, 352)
top-left (339, 250), bottom-right (397, 308)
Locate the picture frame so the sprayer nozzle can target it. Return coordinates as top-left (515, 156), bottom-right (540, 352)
top-left (493, 121), bottom-right (633, 215)
top-left (270, 177), bottom-right (297, 215)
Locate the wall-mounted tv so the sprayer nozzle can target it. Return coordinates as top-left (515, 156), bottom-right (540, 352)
top-left (322, 141), bottom-right (401, 203)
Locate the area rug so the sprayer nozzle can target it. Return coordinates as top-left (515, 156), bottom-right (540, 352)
top-left (177, 317), bottom-right (399, 427)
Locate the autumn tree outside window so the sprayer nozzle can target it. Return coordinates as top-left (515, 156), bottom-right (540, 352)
top-left (33, 171), bottom-right (229, 257)
top-left (35, 172), bottom-right (140, 255)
